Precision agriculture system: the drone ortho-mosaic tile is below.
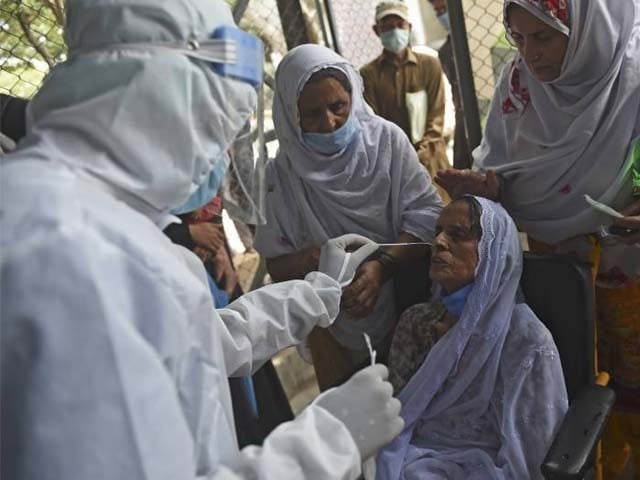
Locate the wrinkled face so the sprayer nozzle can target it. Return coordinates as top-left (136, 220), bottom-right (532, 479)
top-left (374, 14), bottom-right (411, 35)
top-left (298, 77), bottom-right (352, 134)
top-left (428, 0), bottom-right (447, 16)
top-left (507, 4), bottom-right (569, 82)
top-left (430, 200), bottom-right (480, 294)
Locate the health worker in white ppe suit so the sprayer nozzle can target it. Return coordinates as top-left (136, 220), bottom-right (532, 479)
top-left (0, 1), bottom-right (404, 479)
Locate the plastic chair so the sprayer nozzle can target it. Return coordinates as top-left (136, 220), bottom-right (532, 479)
top-left (521, 253), bottom-right (616, 480)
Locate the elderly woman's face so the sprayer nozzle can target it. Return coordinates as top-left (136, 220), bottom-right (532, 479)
top-left (298, 77), bottom-right (352, 134)
top-left (507, 4), bottom-right (568, 82)
top-left (430, 201), bottom-right (480, 293)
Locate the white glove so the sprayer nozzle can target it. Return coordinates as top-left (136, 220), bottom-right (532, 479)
top-left (318, 234), bottom-right (379, 286)
top-left (313, 364), bottom-right (404, 460)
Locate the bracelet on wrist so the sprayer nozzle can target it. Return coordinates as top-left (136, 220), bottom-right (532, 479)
top-left (375, 251), bottom-right (399, 278)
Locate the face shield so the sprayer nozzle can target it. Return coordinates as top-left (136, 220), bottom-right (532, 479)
top-left (159, 27), bottom-right (266, 223)
top-left (137, 26), bottom-right (266, 219)
top-left (221, 111), bottom-right (267, 226)
top-left (119, 26), bottom-right (263, 89)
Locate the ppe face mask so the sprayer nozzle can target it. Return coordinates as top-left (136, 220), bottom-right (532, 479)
top-left (302, 112), bottom-right (360, 155)
top-left (173, 152), bottom-right (230, 215)
top-left (437, 12), bottom-right (451, 32)
top-left (441, 282), bottom-right (474, 317)
top-left (380, 28), bottom-right (410, 54)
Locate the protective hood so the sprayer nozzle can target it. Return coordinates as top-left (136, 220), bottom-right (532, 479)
top-left (16, 0), bottom-right (257, 217)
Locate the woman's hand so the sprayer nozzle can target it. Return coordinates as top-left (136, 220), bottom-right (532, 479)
top-left (189, 223), bottom-right (225, 253)
top-left (611, 198), bottom-right (640, 245)
top-left (193, 246), bottom-right (213, 264)
top-left (434, 169), bottom-right (501, 201)
top-left (341, 260), bottom-right (385, 319)
top-left (265, 246), bottom-right (321, 283)
top-left (212, 248), bottom-right (239, 297)
top-left (302, 246), bottom-right (322, 275)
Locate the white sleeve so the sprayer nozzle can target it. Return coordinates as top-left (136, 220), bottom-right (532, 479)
top-left (216, 271), bottom-right (341, 377)
top-left (4, 242), bottom-right (359, 480)
top-left (207, 404), bottom-right (361, 480)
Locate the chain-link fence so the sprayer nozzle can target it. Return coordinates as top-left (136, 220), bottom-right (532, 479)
top-left (1, 0), bottom-right (512, 129)
top-left (460, 0), bottom-right (516, 119)
top-left (0, 1), bottom-right (66, 98)
top-left (325, 0), bottom-right (378, 67)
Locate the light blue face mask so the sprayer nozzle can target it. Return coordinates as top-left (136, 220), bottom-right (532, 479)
top-left (441, 282), bottom-right (474, 317)
top-left (172, 153), bottom-right (229, 215)
top-left (302, 113), bottom-right (360, 155)
top-left (437, 12), bottom-right (451, 33)
top-left (380, 28), bottom-right (410, 54)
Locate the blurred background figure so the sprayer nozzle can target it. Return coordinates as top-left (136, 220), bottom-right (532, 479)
top-left (361, 0), bottom-right (449, 200)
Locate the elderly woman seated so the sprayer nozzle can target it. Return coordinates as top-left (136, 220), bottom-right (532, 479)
top-left (376, 196), bottom-right (568, 480)
top-left (255, 44), bottom-right (443, 390)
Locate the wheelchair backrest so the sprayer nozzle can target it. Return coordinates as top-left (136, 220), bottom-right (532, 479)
top-left (520, 253), bottom-right (596, 402)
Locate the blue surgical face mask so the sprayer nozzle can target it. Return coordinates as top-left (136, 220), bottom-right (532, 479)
top-left (437, 12), bottom-right (451, 33)
top-left (380, 28), bottom-right (410, 54)
top-left (441, 282), bottom-right (474, 317)
top-left (302, 113), bottom-right (360, 155)
top-left (173, 152), bottom-right (229, 215)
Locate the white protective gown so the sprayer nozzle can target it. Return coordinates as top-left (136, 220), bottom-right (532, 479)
top-left (0, 0), bottom-right (362, 478)
top-left (1, 164), bottom-right (361, 480)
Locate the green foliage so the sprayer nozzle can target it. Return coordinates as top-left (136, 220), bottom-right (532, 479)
top-left (0, 0), bottom-right (66, 98)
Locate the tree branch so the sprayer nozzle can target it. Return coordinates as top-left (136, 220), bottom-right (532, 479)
top-left (43, 0), bottom-right (65, 27)
top-left (16, 10), bottom-right (55, 68)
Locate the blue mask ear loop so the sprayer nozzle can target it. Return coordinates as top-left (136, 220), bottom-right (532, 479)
top-left (441, 282), bottom-right (474, 317)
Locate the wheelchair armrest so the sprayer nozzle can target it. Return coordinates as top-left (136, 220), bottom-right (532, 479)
top-left (541, 384), bottom-right (615, 480)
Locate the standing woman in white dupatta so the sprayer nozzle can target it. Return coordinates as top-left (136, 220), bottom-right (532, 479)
top-left (376, 196), bottom-right (568, 480)
top-left (255, 44), bottom-right (443, 390)
top-left (435, 2), bottom-right (640, 475)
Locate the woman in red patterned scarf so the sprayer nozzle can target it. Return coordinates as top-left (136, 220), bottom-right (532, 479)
top-left (435, 1), bottom-right (640, 477)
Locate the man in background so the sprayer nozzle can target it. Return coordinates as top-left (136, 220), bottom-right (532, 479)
top-left (361, 0), bottom-right (449, 196)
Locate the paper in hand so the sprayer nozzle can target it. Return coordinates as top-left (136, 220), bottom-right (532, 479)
top-left (584, 194), bottom-right (624, 219)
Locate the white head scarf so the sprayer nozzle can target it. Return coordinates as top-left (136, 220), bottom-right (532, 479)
top-left (255, 44), bottom-right (443, 254)
top-left (10, 0), bottom-right (257, 218)
top-left (255, 44), bottom-right (443, 347)
top-left (475, 0), bottom-right (640, 244)
top-left (376, 197), bottom-right (568, 479)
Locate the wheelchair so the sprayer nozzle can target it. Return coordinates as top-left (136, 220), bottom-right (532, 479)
top-left (522, 253), bottom-right (618, 480)
top-left (395, 252), bottom-right (620, 479)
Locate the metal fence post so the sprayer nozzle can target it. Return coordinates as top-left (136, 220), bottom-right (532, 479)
top-left (446, 0), bottom-right (483, 152)
top-left (275, 0), bottom-right (312, 49)
top-left (322, 0), bottom-right (342, 54)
